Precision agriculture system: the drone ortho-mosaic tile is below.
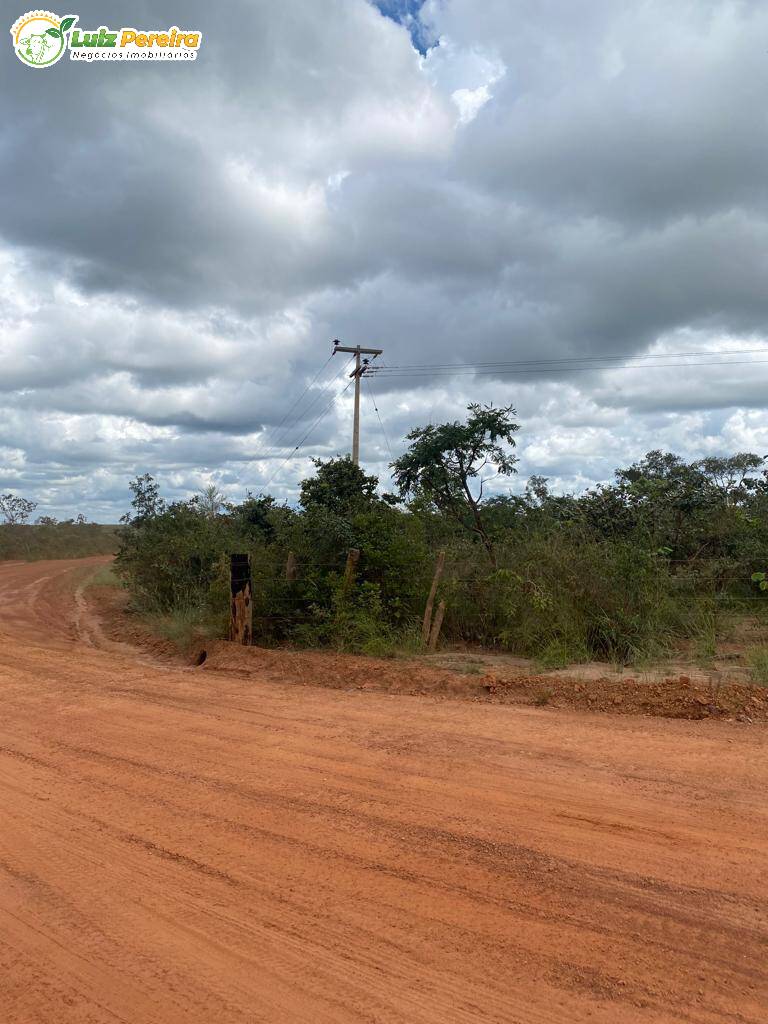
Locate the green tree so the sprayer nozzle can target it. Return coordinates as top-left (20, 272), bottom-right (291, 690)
top-left (232, 493), bottom-right (280, 540)
top-left (695, 454), bottom-right (766, 505)
top-left (300, 457), bottom-right (378, 518)
top-left (195, 484), bottom-right (227, 519)
top-left (122, 474), bottom-right (165, 525)
top-left (391, 403), bottom-right (519, 565)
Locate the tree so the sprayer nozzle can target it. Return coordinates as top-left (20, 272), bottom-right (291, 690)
top-left (300, 457), bottom-right (378, 518)
top-left (0, 493), bottom-right (37, 525)
top-left (233, 493), bottom-right (279, 540)
top-left (391, 403), bottom-right (519, 565)
top-left (195, 484), bottom-right (227, 519)
top-left (121, 474), bottom-right (165, 525)
top-left (694, 454), bottom-right (766, 505)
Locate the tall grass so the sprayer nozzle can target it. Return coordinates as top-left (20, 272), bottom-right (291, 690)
top-left (142, 606), bottom-right (229, 651)
top-left (746, 646), bottom-right (768, 686)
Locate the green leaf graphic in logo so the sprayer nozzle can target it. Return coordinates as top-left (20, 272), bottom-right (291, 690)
top-left (13, 12), bottom-right (77, 67)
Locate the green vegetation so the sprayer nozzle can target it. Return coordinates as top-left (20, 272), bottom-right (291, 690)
top-left (746, 646), bottom-right (768, 686)
top-left (142, 606), bottom-right (228, 650)
top-left (0, 491), bottom-right (119, 561)
top-left (109, 405), bottom-right (768, 664)
top-left (0, 520), bottom-right (119, 561)
top-left (391, 403), bottom-right (519, 566)
top-left (86, 565), bottom-right (121, 588)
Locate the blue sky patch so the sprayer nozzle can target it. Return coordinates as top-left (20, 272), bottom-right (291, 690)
top-left (372, 0), bottom-right (435, 54)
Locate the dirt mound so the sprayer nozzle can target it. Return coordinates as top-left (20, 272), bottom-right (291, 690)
top-left (83, 577), bottom-right (768, 723)
top-left (201, 640), bottom-right (768, 722)
top-left (201, 640), bottom-right (479, 697)
top-left (483, 671), bottom-right (768, 721)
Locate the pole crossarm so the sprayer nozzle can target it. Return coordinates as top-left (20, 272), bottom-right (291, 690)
top-left (334, 343), bottom-right (383, 376)
top-left (333, 343), bottom-right (384, 356)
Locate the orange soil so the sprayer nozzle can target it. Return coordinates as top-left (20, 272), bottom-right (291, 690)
top-left (92, 583), bottom-right (768, 722)
top-left (0, 557), bottom-right (766, 1023)
top-left (198, 639), bottom-right (768, 722)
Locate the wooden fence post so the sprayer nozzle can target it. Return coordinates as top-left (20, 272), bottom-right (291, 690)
top-left (428, 600), bottom-right (446, 651)
top-left (342, 549), bottom-right (360, 594)
top-left (422, 549), bottom-right (445, 646)
top-left (229, 553), bottom-right (252, 645)
top-left (285, 551), bottom-right (298, 582)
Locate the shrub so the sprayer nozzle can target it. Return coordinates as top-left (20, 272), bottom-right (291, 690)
top-left (746, 646), bottom-right (768, 686)
top-left (113, 441), bottom-right (768, 667)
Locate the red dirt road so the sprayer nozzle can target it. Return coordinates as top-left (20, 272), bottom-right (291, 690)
top-left (0, 558), bottom-right (766, 1023)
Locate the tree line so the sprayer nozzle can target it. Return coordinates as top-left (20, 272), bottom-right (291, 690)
top-left (115, 404), bottom-right (768, 665)
top-left (0, 493), bottom-right (119, 561)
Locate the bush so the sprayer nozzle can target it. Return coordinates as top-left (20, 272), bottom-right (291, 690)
top-left (113, 443), bottom-right (768, 666)
top-left (441, 531), bottom-right (693, 665)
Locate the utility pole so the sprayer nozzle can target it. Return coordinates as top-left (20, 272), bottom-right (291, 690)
top-left (332, 340), bottom-right (383, 465)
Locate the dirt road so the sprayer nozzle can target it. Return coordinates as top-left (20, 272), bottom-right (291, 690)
top-left (0, 558), bottom-right (766, 1023)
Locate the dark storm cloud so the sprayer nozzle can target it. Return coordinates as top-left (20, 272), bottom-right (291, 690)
top-left (1, 0), bottom-right (441, 312)
top-left (445, 2), bottom-right (768, 227)
top-left (1, 0), bottom-right (767, 517)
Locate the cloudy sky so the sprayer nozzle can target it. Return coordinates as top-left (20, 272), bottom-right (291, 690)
top-left (3, 0), bottom-right (768, 519)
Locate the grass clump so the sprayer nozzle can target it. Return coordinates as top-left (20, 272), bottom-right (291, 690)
top-left (86, 565), bottom-right (121, 588)
top-left (536, 637), bottom-right (590, 671)
top-left (746, 646), bottom-right (768, 686)
top-left (143, 606), bottom-right (228, 652)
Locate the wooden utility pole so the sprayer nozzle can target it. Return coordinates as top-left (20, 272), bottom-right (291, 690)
top-left (229, 553), bottom-right (252, 645)
top-left (333, 340), bottom-right (383, 465)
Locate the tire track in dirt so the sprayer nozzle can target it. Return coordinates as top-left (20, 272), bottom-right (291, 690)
top-left (0, 557), bottom-right (766, 1023)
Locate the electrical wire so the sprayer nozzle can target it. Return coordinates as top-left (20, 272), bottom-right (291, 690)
top-left (238, 350), bottom-right (346, 478)
top-left (263, 376), bottom-right (355, 489)
top-left (259, 354), bottom-right (354, 464)
top-left (372, 347), bottom-right (768, 371)
top-left (258, 350), bottom-right (337, 457)
top-left (370, 356), bottom-right (768, 378)
top-left (364, 375), bottom-right (394, 461)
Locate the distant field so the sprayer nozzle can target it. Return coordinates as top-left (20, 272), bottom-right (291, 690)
top-left (0, 523), bottom-right (120, 561)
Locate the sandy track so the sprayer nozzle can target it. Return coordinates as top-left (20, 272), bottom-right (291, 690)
top-left (0, 558), bottom-right (766, 1023)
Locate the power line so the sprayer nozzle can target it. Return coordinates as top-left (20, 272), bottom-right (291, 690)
top-left (259, 350), bottom-right (337, 457)
top-left (253, 356), bottom-right (355, 491)
top-left (261, 354), bottom-right (354, 462)
top-left (365, 375), bottom-right (394, 462)
top-left (373, 347), bottom-right (768, 371)
top-left (240, 351), bottom-right (346, 478)
top-left (370, 357), bottom-right (768, 379)
top-left (263, 377), bottom-right (355, 489)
